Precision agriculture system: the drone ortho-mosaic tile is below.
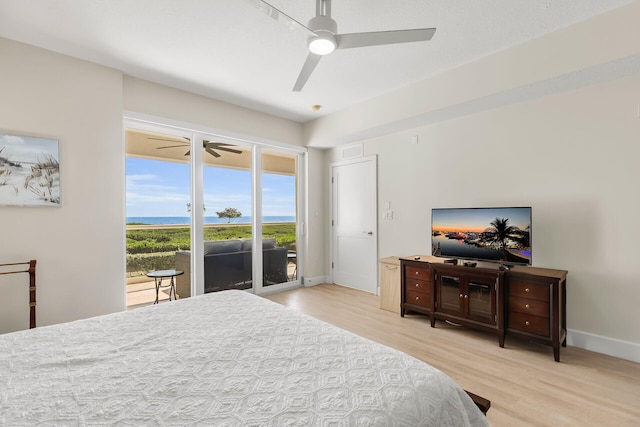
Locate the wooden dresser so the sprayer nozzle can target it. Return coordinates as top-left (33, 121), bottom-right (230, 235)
top-left (401, 260), bottom-right (432, 317)
top-left (399, 255), bottom-right (568, 362)
top-left (504, 268), bottom-right (568, 362)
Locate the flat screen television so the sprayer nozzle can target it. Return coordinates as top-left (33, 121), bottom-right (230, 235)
top-left (431, 207), bottom-right (532, 265)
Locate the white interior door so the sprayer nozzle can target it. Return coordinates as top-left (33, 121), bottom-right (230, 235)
top-left (330, 155), bottom-right (377, 294)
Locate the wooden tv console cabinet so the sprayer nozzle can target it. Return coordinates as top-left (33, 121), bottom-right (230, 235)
top-left (400, 255), bottom-right (568, 362)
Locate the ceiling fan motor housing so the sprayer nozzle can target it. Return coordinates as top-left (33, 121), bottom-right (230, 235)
top-left (308, 15), bottom-right (337, 54)
top-left (308, 15), bottom-right (337, 34)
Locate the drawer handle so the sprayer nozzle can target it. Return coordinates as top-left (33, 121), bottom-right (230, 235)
top-left (459, 293), bottom-right (464, 298)
top-left (525, 288), bottom-right (530, 293)
top-left (415, 296), bottom-right (420, 301)
top-left (525, 321), bottom-right (531, 326)
top-left (464, 295), bottom-right (468, 299)
top-left (415, 271), bottom-right (419, 275)
top-left (525, 304), bottom-right (530, 309)
top-left (415, 283), bottom-right (419, 287)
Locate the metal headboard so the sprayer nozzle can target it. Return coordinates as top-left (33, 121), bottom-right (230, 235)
top-left (0, 260), bottom-right (37, 329)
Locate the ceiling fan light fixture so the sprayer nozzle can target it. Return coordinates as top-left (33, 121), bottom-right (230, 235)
top-left (309, 33), bottom-right (336, 55)
top-left (253, 0), bottom-right (436, 92)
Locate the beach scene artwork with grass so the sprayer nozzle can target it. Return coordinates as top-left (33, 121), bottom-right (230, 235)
top-left (0, 134), bottom-right (60, 206)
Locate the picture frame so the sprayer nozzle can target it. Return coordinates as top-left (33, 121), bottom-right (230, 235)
top-left (0, 133), bottom-right (60, 206)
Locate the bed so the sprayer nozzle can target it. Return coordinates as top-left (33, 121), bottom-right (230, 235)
top-left (0, 290), bottom-right (488, 426)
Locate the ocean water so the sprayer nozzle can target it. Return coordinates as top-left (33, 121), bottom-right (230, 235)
top-left (126, 216), bottom-right (295, 225)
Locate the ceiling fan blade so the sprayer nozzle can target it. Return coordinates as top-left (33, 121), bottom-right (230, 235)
top-left (336, 28), bottom-right (436, 50)
top-left (293, 53), bottom-right (322, 92)
top-left (247, 0), bottom-right (315, 37)
top-left (156, 144), bottom-right (189, 149)
top-left (204, 141), bottom-right (243, 154)
top-left (205, 147), bottom-right (221, 158)
top-left (148, 137), bottom-right (190, 142)
top-left (214, 146), bottom-right (243, 155)
top-left (205, 141), bottom-right (230, 147)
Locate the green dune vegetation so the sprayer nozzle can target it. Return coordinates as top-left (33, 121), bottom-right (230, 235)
top-left (126, 223), bottom-right (296, 277)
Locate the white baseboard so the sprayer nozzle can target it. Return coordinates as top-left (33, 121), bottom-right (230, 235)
top-left (303, 275), bottom-right (327, 287)
top-left (257, 281), bottom-right (301, 296)
top-left (567, 329), bottom-right (640, 363)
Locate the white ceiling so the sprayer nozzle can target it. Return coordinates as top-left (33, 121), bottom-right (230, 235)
top-left (0, 0), bottom-right (634, 123)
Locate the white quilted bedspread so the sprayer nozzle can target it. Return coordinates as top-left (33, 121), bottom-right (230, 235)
top-left (0, 290), bottom-right (488, 426)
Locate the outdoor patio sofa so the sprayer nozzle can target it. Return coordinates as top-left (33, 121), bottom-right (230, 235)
top-left (174, 238), bottom-right (288, 297)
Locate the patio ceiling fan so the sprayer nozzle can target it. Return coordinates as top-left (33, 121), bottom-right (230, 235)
top-left (152, 137), bottom-right (243, 158)
top-left (249, 0), bottom-right (436, 91)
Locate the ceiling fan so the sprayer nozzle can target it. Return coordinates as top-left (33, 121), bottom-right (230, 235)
top-left (152, 137), bottom-right (243, 158)
top-left (250, 0), bottom-right (436, 91)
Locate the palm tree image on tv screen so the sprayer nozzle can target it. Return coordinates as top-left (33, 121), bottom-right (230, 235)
top-left (431, 207), bottom-right (532, 265)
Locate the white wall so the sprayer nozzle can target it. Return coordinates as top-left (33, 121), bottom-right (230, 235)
top-left (319, 2), bottom-right (640, 362)
top-left (326, 76), bottom-right (640, 363)
top-left (0, 38), bottom-right (125, 326)
top-left (123, 76), bottom-right (304, 148)
top-left (303, 148), bottom-right (327, 280)
top-left (360, 73), bottom-right (639, 342)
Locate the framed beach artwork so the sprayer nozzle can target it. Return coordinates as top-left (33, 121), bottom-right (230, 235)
top-left (0, 133), bottom-right (60, 206)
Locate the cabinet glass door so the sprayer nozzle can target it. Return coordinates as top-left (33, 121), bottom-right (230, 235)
top-left (467, 279), bottom-right (494, 323)
top-left (440, 275), bottom-right (461, 313)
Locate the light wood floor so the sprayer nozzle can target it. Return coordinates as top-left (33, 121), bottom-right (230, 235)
top-left (266, 284), bottom-right (640, 427)
top-left (126, 279), bottom-right (171, 308)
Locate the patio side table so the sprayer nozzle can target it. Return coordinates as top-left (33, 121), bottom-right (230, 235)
top-left (146, 269), bottom-right (183, 304)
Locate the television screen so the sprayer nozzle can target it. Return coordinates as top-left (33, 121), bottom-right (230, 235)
top-left (431, 207), bottom-right (532, 265)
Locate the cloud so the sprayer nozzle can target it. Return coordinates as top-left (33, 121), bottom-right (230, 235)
top-left (1, 134), bottom-right (25, 144)
top-left (126, 173), bottom-right (190, 209)
top-left (0, 134), bottom-right (58, 162)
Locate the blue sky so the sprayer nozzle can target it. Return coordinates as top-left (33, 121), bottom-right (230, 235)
top-left (126, 158), bottom-right (296, 217)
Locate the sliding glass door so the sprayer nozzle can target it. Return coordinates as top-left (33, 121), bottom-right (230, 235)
top-left (201, 140), bottom-right (253, 294)
top-left (124, 119), bottom-right (303, 303)
top-left (261, 148), bottom-right (298, 287)
top-left (124, 128), bottom-right (192, 307)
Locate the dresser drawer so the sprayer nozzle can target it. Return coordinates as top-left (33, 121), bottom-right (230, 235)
top-left (405, 266), bottom-right (430, 282)
top-left (508, 312), bottom-right (550, 337)
top-left (509, 281), bottom-right (549, 302)
top-left (405, 278), bottom-right (430, 293)
top-left (406, 290), bottom-right (430, 307)
top-left (508, 296), bottom-right (549, 317)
